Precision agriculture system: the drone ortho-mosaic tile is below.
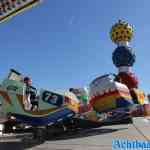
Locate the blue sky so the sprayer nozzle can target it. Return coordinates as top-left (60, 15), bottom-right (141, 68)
top-left (0, 0), bottom-right (150, 93)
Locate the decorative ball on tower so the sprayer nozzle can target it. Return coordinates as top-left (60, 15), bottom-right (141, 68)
top-left (110, 20), bottom-right (138, 89)
top-left (112, 46), bottom-right (136, 68)
top-left (110, 20), bottom-right (133, 45)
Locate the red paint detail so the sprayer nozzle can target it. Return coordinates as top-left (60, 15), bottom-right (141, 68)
top-left (79, 104), bottom-right (92, 113)
top-left (116, 72), bottom-right (138, 89)
top-left (64, 96), bottom-right (71, 104)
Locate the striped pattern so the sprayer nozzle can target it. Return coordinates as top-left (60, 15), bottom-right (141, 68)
top-left (90, 90), bottom-right (132, 112)
top-left (89, 75), bottom-right (133, 112)
top-left (90, 88), bottom-right (131, 101)
top-left (0, 0), bottom-right (41, 23)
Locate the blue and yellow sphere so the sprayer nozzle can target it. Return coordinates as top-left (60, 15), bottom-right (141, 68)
top-left (110, 20), bottom-right (133, 44)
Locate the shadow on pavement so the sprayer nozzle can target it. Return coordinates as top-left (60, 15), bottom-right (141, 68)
top-left (0, 140), bottom-right (43, 150)
top-left (47, 127), bottom-right (128, 141)
top-left (0, 127), bottom-right (128, 150)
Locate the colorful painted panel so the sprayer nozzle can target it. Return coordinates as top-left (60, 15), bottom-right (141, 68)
top-left (89, 74), bottom-right (133, 112)
top-left (12, 107), bottom-right (74, 126)
top-left (130, 89), bottom-right (145, 104)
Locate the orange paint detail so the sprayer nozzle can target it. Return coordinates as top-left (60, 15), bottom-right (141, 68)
top-left (0, 90), bottom-right (12, 105)
top-left (90, 90), bottom-right (131, 106)
top-left (64, 96), bottom-right (81, 113)
top-left (68, 103), bottom-right (80, 113)
top-left (92, 96), bottom-right (117, 112)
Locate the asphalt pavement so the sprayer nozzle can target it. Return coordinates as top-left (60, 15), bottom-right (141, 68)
top-left (0, 117), bottom-right (150, 150)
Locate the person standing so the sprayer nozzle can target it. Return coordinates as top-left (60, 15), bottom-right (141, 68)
top-left (24, 77), bottom-right (38, 111)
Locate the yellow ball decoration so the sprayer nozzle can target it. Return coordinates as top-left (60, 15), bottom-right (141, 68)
top-left (110, 20), bottom-right (133, 44)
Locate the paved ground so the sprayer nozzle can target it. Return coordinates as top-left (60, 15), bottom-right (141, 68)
top-left (0, 117), bottom-right (150, 150)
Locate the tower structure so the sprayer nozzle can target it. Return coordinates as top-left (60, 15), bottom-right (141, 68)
top-left (110, 20), bottom-right (138, 90)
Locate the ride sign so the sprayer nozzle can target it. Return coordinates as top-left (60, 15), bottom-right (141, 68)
top-left (42, 90), bottom-right (64, 107)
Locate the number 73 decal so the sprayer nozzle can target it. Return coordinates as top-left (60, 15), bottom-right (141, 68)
top-left (42, 91), bottom-right (63, 107)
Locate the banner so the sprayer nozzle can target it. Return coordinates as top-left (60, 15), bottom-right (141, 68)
top-left (0, 0), bottom-right (42, 23)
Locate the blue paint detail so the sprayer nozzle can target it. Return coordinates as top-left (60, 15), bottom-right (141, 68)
top-left (13, 108), bottom-right (74, 126)
top-left (116, 98), bottom-right (133, 108)
top-left (112, 46), bottom-right (136, 67)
